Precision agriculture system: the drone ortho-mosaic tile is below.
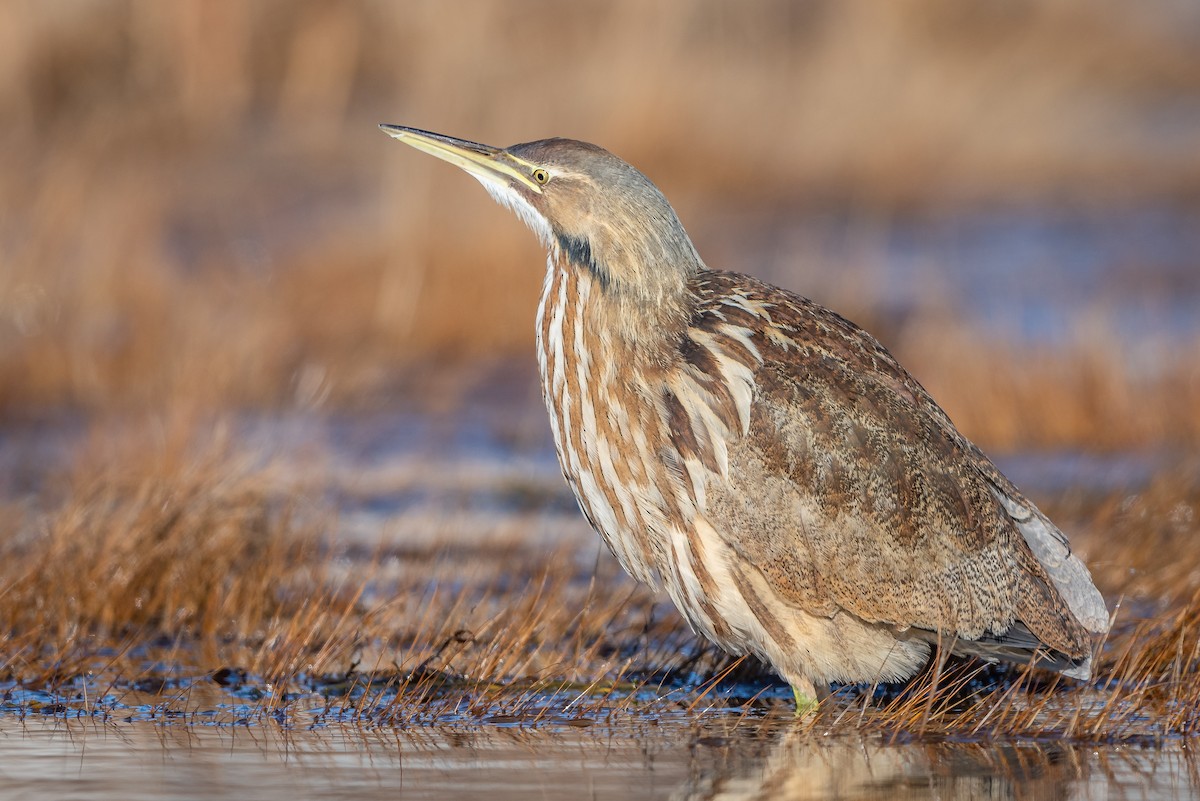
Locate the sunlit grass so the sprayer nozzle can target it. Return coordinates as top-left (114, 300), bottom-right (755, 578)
top-left (1, 1), bottom-right (1198, 452)
top-left (2, 425), bottom-right (1199, 742)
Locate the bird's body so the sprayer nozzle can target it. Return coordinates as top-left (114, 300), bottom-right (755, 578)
top-left (382, 125), bottom-right (1110, 704)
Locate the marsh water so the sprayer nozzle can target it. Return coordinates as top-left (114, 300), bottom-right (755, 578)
top-left (3, 716), bottom-right (1197, 800)
top-left (3, 208), bottom-right (1200, 799)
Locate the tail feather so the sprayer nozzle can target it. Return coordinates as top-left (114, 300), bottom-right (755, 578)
top-left (913, 621), bottom-right (1095, 679)
top-left (989, 486), bottom-right (1110, 635)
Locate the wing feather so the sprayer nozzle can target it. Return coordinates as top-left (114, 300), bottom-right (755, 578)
top-left (685, 271), bottom-right (1108, 671)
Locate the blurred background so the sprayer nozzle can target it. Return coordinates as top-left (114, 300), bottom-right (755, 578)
top-left (1, 0), bottom-right (1199, 454)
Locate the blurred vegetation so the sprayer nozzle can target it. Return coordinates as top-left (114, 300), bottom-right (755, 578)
top-left (0, 0), bottom-right (1198, 450)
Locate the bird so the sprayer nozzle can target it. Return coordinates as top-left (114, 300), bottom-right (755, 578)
top-left (380, 124), bottom-right (1110, 709)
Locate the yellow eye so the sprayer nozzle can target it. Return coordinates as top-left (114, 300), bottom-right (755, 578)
top-left (532, 168), bottom-right (550, 185)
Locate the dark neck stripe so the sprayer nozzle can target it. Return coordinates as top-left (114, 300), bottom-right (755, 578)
top-left (556, 232), bottom-right (610, 290)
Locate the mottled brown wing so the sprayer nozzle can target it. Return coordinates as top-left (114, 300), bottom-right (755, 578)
top-left (689, 272), bottom-right (1090, 658)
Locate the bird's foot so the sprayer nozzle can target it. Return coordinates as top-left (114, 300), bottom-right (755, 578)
top-left (790, 679), bottom-right (826, 717)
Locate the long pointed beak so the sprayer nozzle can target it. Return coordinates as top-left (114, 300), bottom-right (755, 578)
top-left (379, 124), bottom-right (542, 194)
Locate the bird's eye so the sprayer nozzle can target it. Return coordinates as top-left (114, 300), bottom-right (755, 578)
top-left (532, 168), bottom-right (550, 185)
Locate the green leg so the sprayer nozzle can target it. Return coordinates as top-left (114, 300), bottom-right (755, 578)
top-left (790, 677), bottom-right (824, 716)
top-left (792, 685), bottom-right (819, 716)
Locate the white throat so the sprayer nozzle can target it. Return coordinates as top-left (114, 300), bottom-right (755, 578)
top-left (476, 178), bottom-right (553, 249)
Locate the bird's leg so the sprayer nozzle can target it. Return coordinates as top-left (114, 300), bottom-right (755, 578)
top-left (790, 677), bottom-right (827, 716)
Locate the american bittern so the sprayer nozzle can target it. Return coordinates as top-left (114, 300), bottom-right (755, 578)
top-left (380, 125), bottom-right (1110, 708)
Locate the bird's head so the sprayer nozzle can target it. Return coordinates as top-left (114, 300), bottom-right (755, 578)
top-left (381, 125), bottom-right (703, 309)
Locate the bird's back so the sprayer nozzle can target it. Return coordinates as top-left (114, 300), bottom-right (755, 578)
top-left (694, 271), bottom-right (1107, 675)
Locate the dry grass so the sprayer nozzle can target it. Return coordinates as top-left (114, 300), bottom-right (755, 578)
top-left (883, 322), bottom-right (1200, 452)
top-left (2, 424), bottom-right (1200, 742)
top-left (0, 423), bottom-right (324, 685)
top-left (0, 420), bottom-right (688, 723)
top-left (0, 0), bottom-right (1198, 452)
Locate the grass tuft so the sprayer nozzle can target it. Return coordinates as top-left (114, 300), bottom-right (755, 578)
top-left (1, 422), bottom-right (1199, 742)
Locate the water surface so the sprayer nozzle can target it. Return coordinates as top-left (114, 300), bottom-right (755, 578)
top-left (4, 717), bottom-right (1195, 800)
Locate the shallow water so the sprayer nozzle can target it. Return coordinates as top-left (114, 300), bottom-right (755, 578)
top-left (4, 716), bottom-right (1196, 801)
